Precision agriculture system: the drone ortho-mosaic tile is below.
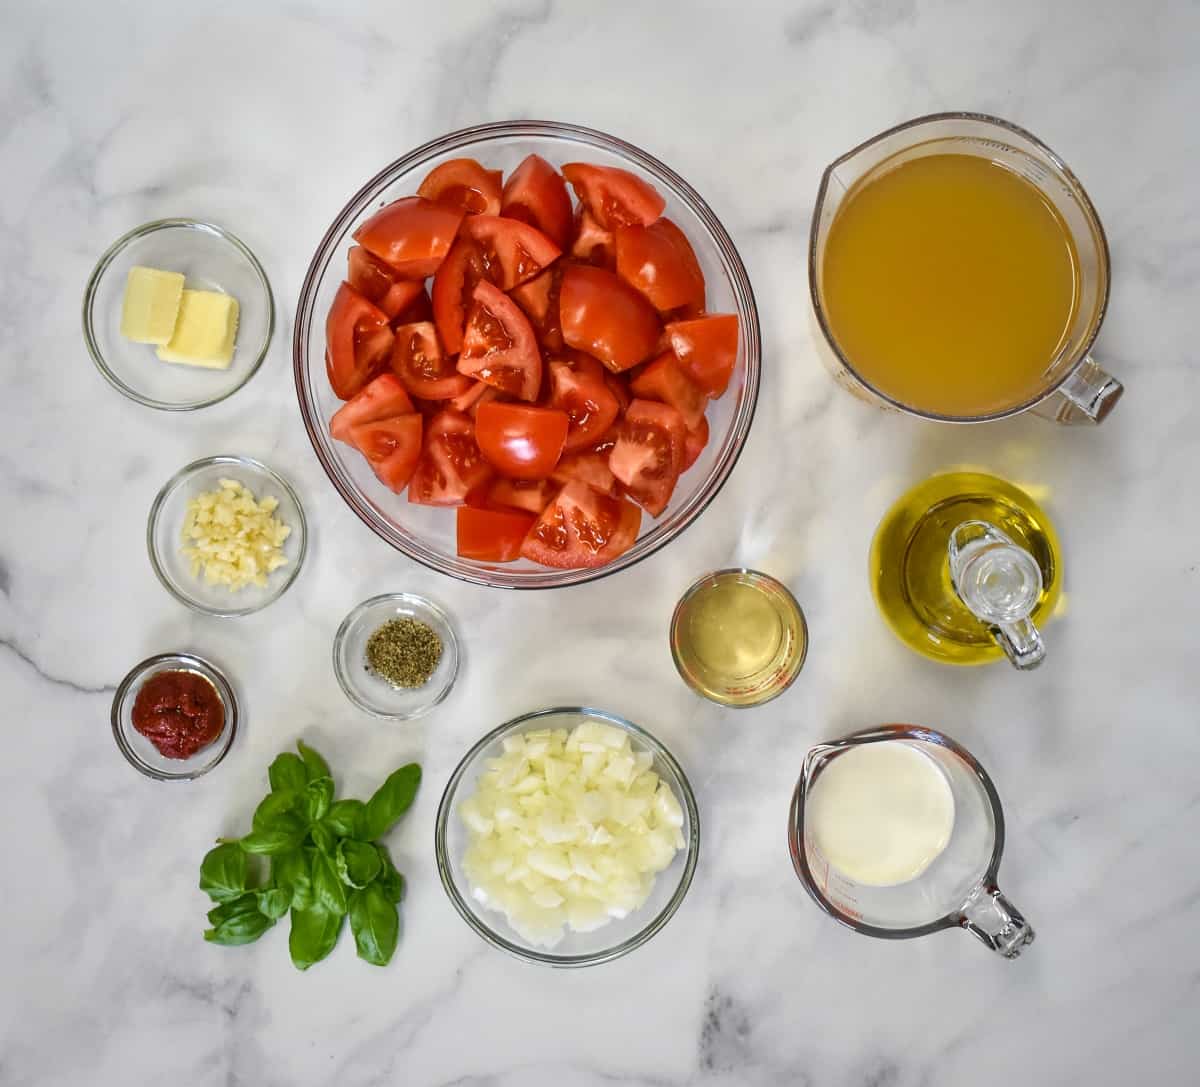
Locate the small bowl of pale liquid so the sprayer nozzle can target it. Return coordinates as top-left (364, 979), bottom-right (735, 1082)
top-left (669, 568), bottom-right (807, 707)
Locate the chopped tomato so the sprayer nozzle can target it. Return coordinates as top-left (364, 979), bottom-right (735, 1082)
top-left (449, 379), bottom-right (503, 416)
top-left (475, 401), bottom-right (569, 480)
top-left (608, 399), bottom-right (686, 517)
top-left (570, 208), bottom-right (615, 268)
top-left (417, 158), bottom-right (502, 216)
top-left (329, 373), bottom-right (414, 443)
top-left (457, 280), bottom-right (542, 401)
top-left (520, 481), bottom-right (642, 569)
top-left (347, 246), bottom-right (429, 321)
top-left (408, 410), bottom-right (492, 506)
top-left (390, 321), bottom-right (472, 400)
top-left (682, 415), bottom-right (709, 472)
top-left (551, 449), bottom-right (618, 496)
top-left (488, 477), bottom-right (557, 515)
top-left (605, 371), bottom-right (632, 414)
top-left (326, 282), bottom-right (394, 400)
top-left (431, 237), bottom-right (487, 354)
top-left (390, 286), bottom-right (433, 327)
top-left (353, 196), bottom-right (465, 279)
top-left (559, 265), bottom-right (661, 372)
top-left (460, 214), bottom-right (561, 290)
top-left (456, 506), bottom-right (536, 562)
top-left (615, 219), bottom-right (705, 312)
top-left (347, 415), bottom-right (423, 493)
top-left (629, 351), bottom-right (707, 429)
top-left (666, 314), bottom-right (739, 397)
top-left (510, 266), bottom-right (563, 351)
top-left (561, 163), bottom-right (665, 229)
top-left (501, 154), bottom-right (573, 248)
top-left (548, 360), bottom-right (620, 453)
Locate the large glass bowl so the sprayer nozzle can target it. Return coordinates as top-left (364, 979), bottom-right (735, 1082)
top-left (293, 121), bottom-right (760, 588)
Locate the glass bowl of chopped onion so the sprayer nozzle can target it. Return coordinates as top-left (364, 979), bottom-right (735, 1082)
top-left (435, 706), bottom-right (700, 966)
top-left (147, 455), bottom-right (307, 617)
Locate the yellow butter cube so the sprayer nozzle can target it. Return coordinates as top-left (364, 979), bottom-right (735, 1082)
top-left (156, 289), bottom-right (239, 369)
top-left (120, 266), bottom-right (185, 345)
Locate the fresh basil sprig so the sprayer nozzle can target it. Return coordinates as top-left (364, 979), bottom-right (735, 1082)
top-left (197, 740), bottom-right (420, 970)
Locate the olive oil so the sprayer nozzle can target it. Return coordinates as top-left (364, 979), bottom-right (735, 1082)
top-left (670, 570), bottom-right (807, 706)
top-left (870, 473), bottom-right (1062, 665)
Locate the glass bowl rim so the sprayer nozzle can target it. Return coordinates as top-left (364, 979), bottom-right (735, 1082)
top-left (331, 592), bottom-right (461, 720)
top-left (292, 119), bottom-right (761, 589)
top-left (110, 651), bottom-right (239, 781)
top-left (82, 217), bottom-right (276, 412)
top-left (434, 704), bottom-right (701, 967)
top-left (146, 454), bottom-right (308, 617)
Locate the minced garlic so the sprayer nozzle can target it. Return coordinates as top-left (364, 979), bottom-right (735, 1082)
top-left (181, 478), bottom-right (291, 590)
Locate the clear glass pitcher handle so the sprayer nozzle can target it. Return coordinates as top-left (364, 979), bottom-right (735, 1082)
top-left (959, 883), bottom-right (1035, 958)
top-left (1031, 355), bottom-right (1124, 425)
top-left (948, 521), bottom-right (1046, 670)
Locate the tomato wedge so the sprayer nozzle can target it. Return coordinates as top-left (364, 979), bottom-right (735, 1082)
top-left (605, 372), bottom-right (632, 415)
top-left (449, 379), bottom-right (503, 416)
top-left (682, 415), bottom-right (709, 472)
top-left (329, 372), bottom-right (415, 443)
top-left (488, 477), bottom-right (557, 515)
top-left (431, 237), bottom-right (487, 354)
top-left (630, 351), bottom-right (707, 429)
top-left (520, 481), bottom-right (642, 569)
top-left (326, 282), bottom-right (394, 400)
top-left (608, 399), bottom-right (687, 517)
top-left (475, 402), bottom-right (569, 480)
top-left (551, 449), bottom-right (618, 496)
top-left (347, 246), bottom-right (428, 321)
top-left (561, 163), bottom-right (665, 229)
top-left (615, 219), bottom-right (705, 313)
top-left (570, 208), bottom-right (616, 269)
top-left (501, 154), bottom-right (573, 248)
top-left (390, 321), bottom-right (472, 400)
top-left (665, 314), bottom-right (739, 397)
top-left (456, 506), bottom-right (536, 562)
top-left (417, 158), bottom-right (502, 216)
top-left (559, 265), bottom-right (661, 373)
top-left (457, 280), bottom-right (542, 401)
top-left (460, 214), bottom-right (561, 290)
top-left (548, 359), bottom-right (620, 453)
top-left (408, 410), bottom-right (493, 506)
top-left (353, 196), bottom-right (465, 279)
top-left (510, 266), bottom-right (563, 352)
top-left (347, 415), bottom-right (423, 493)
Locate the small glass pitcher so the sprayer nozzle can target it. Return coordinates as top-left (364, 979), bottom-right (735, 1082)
top-left (809, 112), bottom-right (1122, 425)
top-left (788, 725), bottom-right (1035, 959)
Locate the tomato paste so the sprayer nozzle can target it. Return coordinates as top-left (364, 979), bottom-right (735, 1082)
top-left (131, 670), bottom-right (224, 760)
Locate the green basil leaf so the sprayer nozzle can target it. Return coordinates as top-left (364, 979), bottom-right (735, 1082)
top-left (204, 896), bottom-right (275, 946)
top-left (256, 887), bottom-right (291, 921)
top-left (311, 850), bottom-right (347, 915)
top-left (252, 789), bottom-right (298, 832)
top-left (310, 821), bottom-right (336, 857)
top-left (376, 845), bottom-right (405, 904)
top-left (296, 739), bottom-right (332, 782)
top-left (361, 764), bottom-right (422, 841)
top-left (336, 839), bottom-right (382, 889)
top-left (270, 850), bottom-right (314, 911)
top-left (348, 883), bottom-right (399, 966)
top-left (300, 776), bottom-right (334, 824)
top-left (199, 843), bottom-right (248, 903)
top-left (207, 892), bottom-right (258, 926)
top-left (268, 752), bottom-right (309, 794)
top-left (240, 821), bottom-right (307, 856)
top-left (323, 798), bottom-right (366, 839)
top-left (288, 905), bottom-right (343, 970)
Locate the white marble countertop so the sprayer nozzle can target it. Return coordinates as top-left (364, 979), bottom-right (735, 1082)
top-left (3, 1), bottom-right (1198, 1084)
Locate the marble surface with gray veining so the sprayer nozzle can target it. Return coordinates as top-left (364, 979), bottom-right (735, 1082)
top-left (1, 1), bottom-right (1198, 1084)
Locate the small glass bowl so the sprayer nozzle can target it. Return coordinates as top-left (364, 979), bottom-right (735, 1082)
top-left (147, 455), bottom-right (307, 617)
top-left (83, 218), bottom-right (274, 411)
top-left (435, 706), bottom-right (701, 967)
top-left (111, 652), bottom-right (238, 781)
top-left (332, 593), bottom-right (460, 719)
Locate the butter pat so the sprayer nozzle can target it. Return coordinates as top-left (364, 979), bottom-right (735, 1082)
top-left (156, 289), bottom-right (239, 369)
top-left (120, 266), bottom-right (185, 344)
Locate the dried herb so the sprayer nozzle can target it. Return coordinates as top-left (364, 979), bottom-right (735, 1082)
top-left (365, 618), bottom-right (442, 688)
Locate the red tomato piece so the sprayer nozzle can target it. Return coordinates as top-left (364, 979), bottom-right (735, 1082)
top-left (346, 246), bottom-right (428, 321)
top-left (326, 282), bottom-right (394, 400)
top-left (559, 265), bottom-right (661, 373)
top-left (682, 415), bottom-right (710, 472)
top-left (329, 372), bottom-right (415, 443)
top-left (456, 506), bottom-right (536, 562)
top-left (353, 196), bottom-right (465, 279)
top-left (608, 399), bottom-right (687, 517)
top-left (417, 158), bottom-right (502, 216)
top-left (457, 280), bottom-right (543, 401)
top-left (629, 351), bottom-right (707, 430)
top-left (615, 219), bottom-right (705, 313)
top-left (520, 481), bottom-right (642, 569)
top-left (475, 402), bottom-right (569, 480)
top-left (501, 154), bottom-right (573, 248)
top-left (605, 372), bottom-right (632, 415)
top-left (347, 415), bottom-right (423, 494)
top-left (488, 477), bottom-right (557, 515)
top-left (408, 410), bottom-right (493, 506)
top-left (510, 266), bottom-right (563, 352)
top-left (666, 314), bottom-right (739, 398)
top-left (551, 449), bottom-right (618, 497)
top-left (390, 286), bottom-right (433, 327)
top-left (390, 321), bottom-right (472, 400)
top-left (561, 163), bottom-right (666, 229)
top-left (460, 214), bottom-right (561, 290)
top-left (570, 208), bottom-right (616, 269)
top-left (449, 379), bottom-right (504, 416)
top-left (548, 359), bottom-right (620, 453)
top-left (431, 237), bottom-right (487, 355)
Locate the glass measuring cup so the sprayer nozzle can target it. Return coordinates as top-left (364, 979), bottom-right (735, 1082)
top-left (788, 725), bottom-right (1034, 958)
top-left (809, 112), bottom-right (1122, 425)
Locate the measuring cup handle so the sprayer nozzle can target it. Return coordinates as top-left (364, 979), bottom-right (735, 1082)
top-left (1032, 355), bottom-right (1124, 425)
top-left (959, 883), bottom-right (1036, 959)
